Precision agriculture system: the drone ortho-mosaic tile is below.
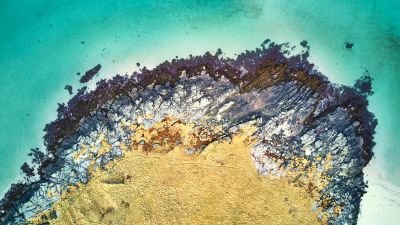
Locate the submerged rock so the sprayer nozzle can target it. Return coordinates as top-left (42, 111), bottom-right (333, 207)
top-left (345, 42), bottom-right (354, 49)
top-left (79, 64), bottom-right (101, 83)
top-left (64, 85), bottom-right (73, 95)
top-left (0, 40), bottom-right (376, 225)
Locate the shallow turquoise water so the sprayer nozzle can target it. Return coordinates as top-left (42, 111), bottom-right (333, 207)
top-left (0, 0), bottom-right (399, 223)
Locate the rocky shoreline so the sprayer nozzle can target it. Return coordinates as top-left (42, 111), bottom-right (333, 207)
top-left (0, 40), bottom-right (376, 224)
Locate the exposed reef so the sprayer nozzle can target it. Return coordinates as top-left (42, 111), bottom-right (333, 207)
top-left (0, 40), bottom-right (376, 225)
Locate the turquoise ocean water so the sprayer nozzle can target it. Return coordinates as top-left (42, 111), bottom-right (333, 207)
top-left (0, 0), bottom-right (399, 223)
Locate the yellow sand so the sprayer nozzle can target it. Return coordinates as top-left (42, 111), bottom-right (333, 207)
top-left (32, 120), bottom-right (324, 225)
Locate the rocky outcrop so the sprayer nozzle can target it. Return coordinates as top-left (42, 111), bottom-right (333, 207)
top-left (0, 40), bottom-right (376, 225)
